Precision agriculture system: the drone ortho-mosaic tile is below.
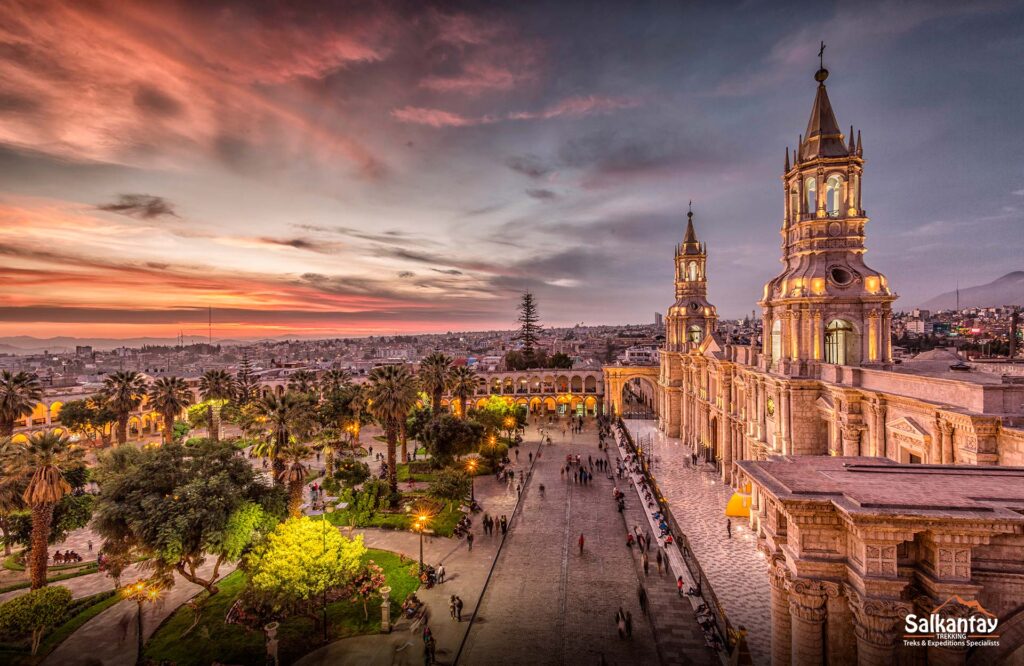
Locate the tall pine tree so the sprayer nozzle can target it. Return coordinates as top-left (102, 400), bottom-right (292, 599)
top-left (514, 291), bottom-right (542, 358)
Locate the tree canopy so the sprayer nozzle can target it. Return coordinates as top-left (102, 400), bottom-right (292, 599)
top-left (0, 586), bottom-right (71, 654)
top-left (419, 414), bottom-right (482, 468)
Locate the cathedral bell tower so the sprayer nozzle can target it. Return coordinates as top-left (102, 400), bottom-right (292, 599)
top-left (760, 55), bottom-right (896, 373)
top-left (665, 207), bottom-right (718, 351)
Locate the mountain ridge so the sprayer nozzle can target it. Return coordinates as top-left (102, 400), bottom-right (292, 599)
top-left (919, 272), bottom-right (1024, 311)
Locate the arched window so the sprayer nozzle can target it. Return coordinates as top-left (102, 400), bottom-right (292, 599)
top-left (687, 261), bottom-right (698, 282)
top-left (826, 175), bottom-right (842, 217)
top-left (771, 319), bottom-right (782, 364)
top-left (688, 325), bottom-right (703, 344)
top-left (824, 319), bottom-right (855, 365)
top-left (805, 177), bottom-right (816, 214)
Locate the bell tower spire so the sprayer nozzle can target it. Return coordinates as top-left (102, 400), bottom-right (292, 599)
top-left (762, 54), bottom-right (896, 374)
top-left (665, 205), bottom-right (718, 351)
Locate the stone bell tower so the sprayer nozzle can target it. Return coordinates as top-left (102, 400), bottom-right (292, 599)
top-left (760, 58), bottom-right (896, 374)
top-left (665, 207), bottom-right (718, 351)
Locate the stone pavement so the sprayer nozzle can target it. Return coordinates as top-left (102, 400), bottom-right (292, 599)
top-left (459, 427), bottom-right (672, 666)
top-left (43, 558), bottom-right (234, 666)
top-left (625, 419), bottom-right (771, 665)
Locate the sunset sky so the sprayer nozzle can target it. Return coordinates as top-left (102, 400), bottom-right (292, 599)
top-left (1, 0), bottom-right (1022, 340)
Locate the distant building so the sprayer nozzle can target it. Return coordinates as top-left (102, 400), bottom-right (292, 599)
top-left (654, 312), bottom-right (663, 328)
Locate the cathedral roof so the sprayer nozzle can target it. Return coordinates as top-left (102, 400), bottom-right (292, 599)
top-left (799, 68), bottom-right (849, 160)
top-left (679, 210), bottom-right (702, 255)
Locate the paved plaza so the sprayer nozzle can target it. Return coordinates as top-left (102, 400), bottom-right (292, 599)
top-left (625, 419), bottom-right (771, 665)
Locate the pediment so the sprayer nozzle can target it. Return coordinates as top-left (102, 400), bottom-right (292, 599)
top-left (886, 416), bottom-right (930, 442)
top-left (816, 395), bottom-right (835, 412)
top-left (699, 333), bottom-right (723, 357)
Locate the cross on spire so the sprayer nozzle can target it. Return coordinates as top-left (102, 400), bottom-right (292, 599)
top-left (818, 41), bottom-right (826, 70)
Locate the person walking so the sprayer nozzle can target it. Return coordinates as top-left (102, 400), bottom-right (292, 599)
top-left (578, 532), bottom-right (585, 555)
top-left (656, 548), bottom-right (663, 574)
top-left (467, 530), bottom-right (474, 551)
top-left (726, 519), bottom-right (732, 539)
top-left (515, 448), bottom-right (519, 462)
top-left (638, 584), bottom-right (648, 615)
top-left (437, 562), bottom-right (445, 584)
top-left (677, 575), bottom-right (685, 597)
top-left (625, 610), bottom-right (633, 638)
top-left (449, 595), bottom-right (457, 620)
top-left (616, 610), bottom-right (626, 639)
top-left (500, 515), bottom-right (508, 535)
top-left (455, 596), bottom-right (464, 622)
top-left (528, 451), bottom-right (533, 463)
top-left (642, 552), bottom-right (649, 576)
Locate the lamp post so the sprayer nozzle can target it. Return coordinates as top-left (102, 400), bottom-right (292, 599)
top-left (321, 505), bottom-right (334, 642)
top-left (466, 458), bottom-right (478, 503)
top-left (414, 514), bottom-right (428, 573)
top-left (124, 580), bottom-right (159, 666)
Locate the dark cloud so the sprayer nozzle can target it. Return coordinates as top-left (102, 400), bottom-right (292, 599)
top-left (133, 85), bottom-right (183, 117)
top-left (526, 188), bottom-right (557, 200)
top-left (505, 155), bottom-right (552, 179)
top-left (398, 271), bottom-right (415, 278)
top-left (431, 268), bottom-right (463, 275)
top-left (258, 237), bottom-right (344, 254)
top-left (0, 91), bottom-right (42, 113)
top-left (97, 194), bottom-right (178, 220)
top-left (292, 224), bottom-right (435, 248)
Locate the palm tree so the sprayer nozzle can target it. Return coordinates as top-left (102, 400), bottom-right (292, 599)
top-left (254, 393), bottom-right (301, 484)
top-left (199, 369), bottom-right (235, 443)
top-left (0, 371), bottom-right (43, 437)
top-left (419, 353), bottom-right (453, 417)
top-left (448, 366), bottom-right (483, 419)
top-left (100, 371), bottom-right (146, 445)
top-left (0, 438), bottom-right (24, 556)
top-left (365, 366), bottom-right (419, 502)
top-left (287, 370), bottom-right (317, 396)
top-left (2, 432), bottom-right (83, 589)
top-left (277, 442), bottom-right (311, 516)
top-left (319, 369), bottom-right (351, 397)
top-left (148, 377), bottom-right (192, 444)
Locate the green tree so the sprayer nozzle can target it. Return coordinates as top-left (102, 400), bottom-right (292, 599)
top-left (420, 414), bottom-right (483, 468)
top-left (1, 432), bottom-right (83, 589)
top-left (471, 395), bottom-right (526, 439)
top-left (277, 442), bottom-right (311, 517)
top-left (549, 352), bottom-right (574, 369)
top-left (199, 369), bottom-right (235, 443)
top-left (246, 516), bottom-right (366, 625)
top-left (234, 356), bottom-right (259, 406)
top-left (319, 369), bottom-right (351, 397)
top-left (149, 376), bottom-right (192, 445)
top-left (99, 371), bottom-right (146, 445)
top-left (287, 370), bottom-right (317, 396)
top-left (419, 352), bottom-right (452, 416)
top-left (254, 393), bottom-right (305, 485)
top-left (57, 399), bottom-right (116, 447)
top-left (0, 586), bottom-right (72, 655)
top-left (428, 468), bottom-right (471, 507)
top-left (447, 366), bottom-right (482, 419)
top-left (92, 441), bottom-right (283, 595)
top-left (7, 493), bottom-right (94, 548)
top-left (513, 291), bottom-right (542, 357)
top-left (366, 365), bottom-right (419, 503)
top-left (0, 371), bottom-right (43, 438)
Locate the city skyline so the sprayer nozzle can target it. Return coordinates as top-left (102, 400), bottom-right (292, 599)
top-left (2, 1), bottom-right (1023, 340)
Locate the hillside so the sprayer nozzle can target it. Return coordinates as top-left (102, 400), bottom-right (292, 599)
top-left (919, 272), bottom-right (1024, 310)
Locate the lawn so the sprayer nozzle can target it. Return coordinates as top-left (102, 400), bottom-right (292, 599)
top-left (396, 461), bottom-right (436, 483)
top-left (143, 549), bottom-right (419, 666)
top-left (322, 497), bottom-right (464, 537)
top-left (0, 589), bottom-right (120, 665)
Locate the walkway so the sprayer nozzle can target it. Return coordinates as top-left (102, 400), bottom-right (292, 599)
top-left (459, 427), bottom-right (697, 665)
top-left (624, 419), bottom-right (771, 665)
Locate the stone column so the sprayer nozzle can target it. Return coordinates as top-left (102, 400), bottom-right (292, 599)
top-left (769, 560), bottom-right (793, 666)
top-left (824, 582), bottom-right (857, 666)
top-left (940, 422), bottom-right (955, 465)
top-left (841, 425), bottom-right (861, 457)
top-left (846, 587), bottom-right (911, 666)
top-left (788, 579), bottom-right (828, 665)
top-left (721, 376), bottom-right (733, 482)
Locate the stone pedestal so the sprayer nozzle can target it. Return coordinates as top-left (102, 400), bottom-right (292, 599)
top-left (380, 585), bottom-right (392, 633)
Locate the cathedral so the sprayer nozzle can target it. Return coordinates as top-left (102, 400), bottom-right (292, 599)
top-left (654, 63), bottom-right (1024, 479)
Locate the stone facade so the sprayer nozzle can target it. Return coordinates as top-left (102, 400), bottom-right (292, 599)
top-left (738, 457), bottom-right (1024, 665)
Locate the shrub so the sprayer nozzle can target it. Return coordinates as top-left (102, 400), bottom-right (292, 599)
top-left (334, 458), bottom-right (370, 487)
top-left (0, 586), bottom-right (72, 654)
top-left (428, 468), bottom-right (471, 506)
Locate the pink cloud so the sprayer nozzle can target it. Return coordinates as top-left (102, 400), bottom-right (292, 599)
top-left (393, 95), bottom-right (640, 127)
top-left (420, 63), bottom-right (533, 94)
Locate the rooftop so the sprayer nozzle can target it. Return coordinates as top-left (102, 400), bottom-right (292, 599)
top-left (739, 456), bottom-right (1024, 525)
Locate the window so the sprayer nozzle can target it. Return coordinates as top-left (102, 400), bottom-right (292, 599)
top-left (687, 261), bottom-right (698, 282)
top-left (771, 319), bottom-right (782, 364)
top-left (688, 325), bottom-right (703, 344)
top-left (826, 175), bottom-right (842, 217)
top-left (805, 177), bottom-right (816, 214)
top-left (824, 319), bottom-right (855, 365)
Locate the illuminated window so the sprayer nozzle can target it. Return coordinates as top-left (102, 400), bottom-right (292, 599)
top-left (805, 177), bottom-right (816, 213)
top-left (771, 319), bottom-right (782, 364)
top-left (688, 325), bottom-right (702, 344)
top-left (687, 261), bottom-right (698, 282)
top-left (826, 175), bottom-right (842, 217)
top-left (824, 319), bottom-right (855, 365)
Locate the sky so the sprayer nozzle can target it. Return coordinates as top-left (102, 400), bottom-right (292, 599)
top-left (1, 0), bottom-right (1022, 341)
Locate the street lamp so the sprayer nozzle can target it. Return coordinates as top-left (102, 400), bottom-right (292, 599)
top-left (414, 514), bottom-right (429, 573)
top-left (123, 580), bottom-right (160, 665)
top-left (466, 458), bottom-right (478, 502)
top-left (321, 505), bottom-right (334, 642)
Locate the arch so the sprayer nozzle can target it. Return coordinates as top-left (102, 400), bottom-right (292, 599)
top-left (570, 375), bottom-right (583, 392)
top-left (805, 176), bottom-right (816, 214)
top-left (475, 398), bottom-right (488, 410)
top-left (603, 366), bottom-right (659, 418)
top-left (127, 415), bottom-right (143, 436)
top-left (555, 375), bottom-right (569, 393)
top-left (621, 376), bottom-right (657, 419)
top-left (503, 378), bottom-right (515, 395)
top-left (687, 261), bottom-right (698, 282)
top-left (688, 325), bottom-right (703, 344)
top-left (30, 402), bottom-right (47, 426)
top-left (584, 376), bottom-right (597, 393)
top-left (517, 378), bottom-right (529, 394)
top-left (708, 416), bottom-right (719, 463)
top-left (515, 398), bottom-right (528, 406)
top-left (274, 384), bottom-right (284, 397)
top-left (771, 319), bottom-right (783, 365)
top-left (825, 174), bottom-right (843, 217)
top-left (542, 375), bottom-right (555, 393)
top-left (824, 319), bottom-right (858, 366)
top-left (584, 396), bottom-right (598, 416)
top-left (542, 397), bottom-right (557, 413)
top-left (528, 397), bottom-right (542, 415)
top-left (49, 401), bottom-right (64, 423)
